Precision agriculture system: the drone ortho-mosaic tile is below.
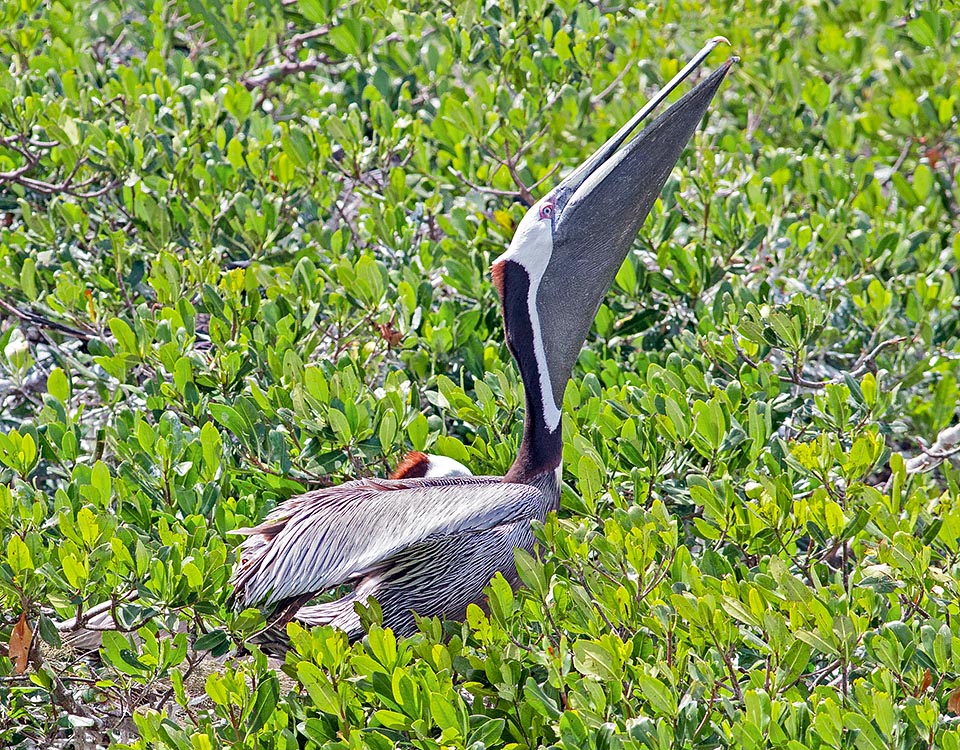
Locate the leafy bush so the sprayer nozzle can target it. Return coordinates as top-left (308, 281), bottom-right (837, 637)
top-left (1, 0), bottom-right (959, 748)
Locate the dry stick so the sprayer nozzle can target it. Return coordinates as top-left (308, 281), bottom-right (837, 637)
top-left (0, 161), bottom-right (37, 181)
top-left (0, 136), bottom-right (42, 171)
top-left (242, 55), bottom-right (334, 90)
top-left (155, 647), bottom-right (210, 714)
top-left (0, 298), bottom-right (95, 340)
top-left (245, 4), bottom-right (391, 92)
top-left (448, 167), bottom-right (529, 199)
top-left (526, 163), bottom-right (563, 193)
top-left (575, 564), bottom-right (620, 636)
top-left (590, 60), bottom-right (635, 105)
top-left (501, 141), bottom-right (536, 207)
top-left (0, 133), bottom-right (58, 149)
top-left (25, 634), bottom-right (97, 744)
top-left (449, 161), bottom-right (560, 207)
top-left (903, 423), bottom-right (960, 476)
top-left (879, 138), bottom-right (914, 186)
top-left (58, 589), bottom-right (141, 634)
top-left (638, 548), bottom-right (677, 600)
top-left (8, 165), bottom-right (121, 198)
top-left (0, 674), bottom-right (98, 684)
top-left (922, 445), bottom-right (960, 460)
top-left (692, 681), bottom-right (719, 740)
top-left (287, 22), bottom-right (338, 49)
top-left (705, 625), bottom-right (743, 702)
top-left (487, 118), bottom-right (557, 206)
top-left (0, 139), bottom-right (113, 197)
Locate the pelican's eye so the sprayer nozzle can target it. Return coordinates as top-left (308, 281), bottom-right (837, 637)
top-left (538, 202), bottom-right (554, 221)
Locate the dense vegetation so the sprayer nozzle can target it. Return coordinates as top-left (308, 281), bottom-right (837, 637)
top-left (1, 0), bottom-right (959, 747)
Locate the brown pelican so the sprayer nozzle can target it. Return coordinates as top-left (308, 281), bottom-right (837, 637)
top-left (232, 40), bottom-right (735, 642)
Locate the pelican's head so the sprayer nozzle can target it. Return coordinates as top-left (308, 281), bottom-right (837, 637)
top-left (493, 39), bottom-right (736, 438)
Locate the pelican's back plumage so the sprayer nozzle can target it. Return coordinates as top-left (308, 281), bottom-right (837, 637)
top-left (287, 520), bottom-right (530, 641)
top-left (232, 473), bottom-right (557, 642)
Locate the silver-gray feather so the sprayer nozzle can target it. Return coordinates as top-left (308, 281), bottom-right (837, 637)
top-left (232, 474), bottom-right (556, 618)
top-left (289, 520), bottom-right (529, 641)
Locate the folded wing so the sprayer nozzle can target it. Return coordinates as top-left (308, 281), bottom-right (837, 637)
top-left (231, 475), bottom-right (545, 608)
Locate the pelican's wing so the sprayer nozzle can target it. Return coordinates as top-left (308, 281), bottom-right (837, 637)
top-left (231, 476), bottom-right (544, 607)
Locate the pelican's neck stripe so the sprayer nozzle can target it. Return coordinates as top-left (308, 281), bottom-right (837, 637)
top-left (495, 249), bottom-right (562, 432)
top-left (499, 260), bottom-right (563, 482)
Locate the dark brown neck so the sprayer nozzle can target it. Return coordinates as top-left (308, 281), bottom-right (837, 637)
top-left (494, 259), bottom-right (563, 485)
top-left (504, 396), bottom-right (562, 484)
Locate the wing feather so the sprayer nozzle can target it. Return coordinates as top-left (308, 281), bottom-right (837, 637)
top-left (231, 476), bottom-right (544, 607)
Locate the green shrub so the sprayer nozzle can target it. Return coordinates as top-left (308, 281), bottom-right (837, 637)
top-left (1, 0), bottom-right (959, 748)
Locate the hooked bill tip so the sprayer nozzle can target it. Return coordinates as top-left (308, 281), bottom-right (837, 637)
top-left (707, 35), bottom-right (732, 48)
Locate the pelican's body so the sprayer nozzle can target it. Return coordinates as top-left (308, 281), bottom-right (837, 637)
top-left (233, 41), bottom-right (735, 642)
top-left (247, 473), bottom-right (553, 641)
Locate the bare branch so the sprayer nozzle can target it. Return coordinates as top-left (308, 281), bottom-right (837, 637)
top-left (879, 138), bottom-right (914, 186)
top-left (242, 55), bottom-right (332, 90)
top-left (904, 423), bottom-right (960, 475)
top-left (731, 331), bottom-right (906, 390)
top-left (848, 337), bottom-right (907, 377)
top-left (590, 60), bottom-right (634, 105)
top-left (448, 166), bottom-right (531, 201)
top-left (0, 298), bottom-right (96, 340)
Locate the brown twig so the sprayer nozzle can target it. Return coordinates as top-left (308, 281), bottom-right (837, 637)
top-left (879, 139), bottom-right (914, 186)
top-left (904, 423), bottom-right (960, 475)
top-left (448, 166), bottom-right (536, 200)
top-left (25, 626), bottom-right (97, 742)
top-left (0, 132), bottom-right (121, 199)
top-left (575, 564), bottom-right (621, 636)
top-left (0, 298), bottom-right (95, 340)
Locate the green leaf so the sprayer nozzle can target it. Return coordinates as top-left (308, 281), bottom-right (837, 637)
top-left (768, 557), bottom-right (812, 603)
top-left (200, 421), bottom-right (222, 480)
top-left (775, 640), bottom-right (811, 687)
top-left (513, 548), bottom-right (546, 597)
top-left (843, 712), bottom-right (886, 750)
top-left (378, 410), bottom-right (398, 451)
top-left (19, 258), bottom-right (37, 300)
top-left (298, 662), bottom-right (341, 716)
top-left (406, 413), bottom-right (428, 452)
top-left (246, 674), bottom-right (279, 734)
top-left (7, 535), bottom-right (33, 573)
top-left (17, 432), bottom-right (37, 476)
top-left (795, 630), bottom-right (839, 657)
top-left (47, 367), bottom-right (69, 402)
top-left (109, 318), bottom-right (138, 354)
top-left (573, 640), bottom-right (620, 683)
top-left (209, 403), bottom-right (254, 448)
top-left (523, 677), bottom-right (561, 719)
top-left (328, 408), bottom-right (352, 443)
top-left (913, 164), bottom-right (933, 200)
top-left (638, 674), bottom-right (678, 716)
top-left (802, 78), bottom-right (830, 116)
top-left (373, 709), bottom-right (409, 730)
top-left (429, 691), bottom-right (462, 735)
top-left (194, 631), bottom-right (229, 654)
top-left (90, 460), bottom-right (111, 505)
